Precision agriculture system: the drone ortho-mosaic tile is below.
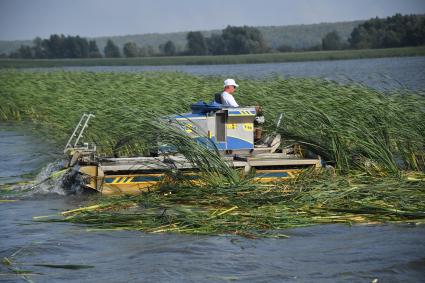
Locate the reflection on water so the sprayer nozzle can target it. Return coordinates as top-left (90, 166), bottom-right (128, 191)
top-left (1, 116), bottom-right (425, 282)
top-left (24, 56), bottom-right (425, 91)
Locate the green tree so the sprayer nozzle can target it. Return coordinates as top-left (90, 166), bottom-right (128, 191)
top-left (123, 42), bottom-right (140, 57)
top-left (11, 34), bottom-right (96, 59)
top-left (186, 31), bottom-right (207, 55)
top-left (88, 40), bottom-right (102, 58)
top-left (64, 36), bottom-right (89, 58)
top-left (17, 45), bottom-right (33, 58)
top-left (46, 34), bottom-right (65, 58)
top-left (349, 14), bottom-right (425, 49)
top-left (322, 30), bottom-right (343, 50)
top-left (221, 26), bottom-right (268, 54)
top-left (32, 37), bottom-right (47, 58)
top-left (104, 39), bottom-right (121, 58)
top-left (206, 34), bottom-right (225, 55)
top-left (139, 45), bottom-right (155, 57)
top-left (36, 34), bottom-right (90, 58)
top-left (159, 40), bottom-right (177, 56)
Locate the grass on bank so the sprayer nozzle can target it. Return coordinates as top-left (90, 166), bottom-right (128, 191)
top-left (0, 46), bottom-right (425, 68)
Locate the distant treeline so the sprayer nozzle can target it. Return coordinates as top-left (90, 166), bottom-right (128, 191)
top-left (1, 13), bottom-right (424, 59)
top-left (349, 14), bottom-right (425, 48)
top-left (6, 35), bottom-right (102, 59)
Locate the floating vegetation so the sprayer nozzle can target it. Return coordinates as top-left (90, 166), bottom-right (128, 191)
top-left (32, 264), bottom-right (94, 270)
top-left (40, 170), bottom-right (425, 238)
top-left (2, 254), bottom-right (93, 281)
top-left (1, 70), bottom-right (425, 236)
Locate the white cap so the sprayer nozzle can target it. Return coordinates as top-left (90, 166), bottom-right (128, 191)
top-left (224, 78), bottom-right (239, 88)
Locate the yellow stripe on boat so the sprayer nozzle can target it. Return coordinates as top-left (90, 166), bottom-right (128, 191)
top-left (253, 169), bottom-right (299, 182)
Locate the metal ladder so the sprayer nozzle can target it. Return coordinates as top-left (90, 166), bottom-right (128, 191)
top-left (64, 113), bottom-right (95, 151)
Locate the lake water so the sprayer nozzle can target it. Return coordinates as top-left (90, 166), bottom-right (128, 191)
top-left (3, 57), bottom-right (425, 282)
top-left (26, 56), bottom-right (425, 92)
top-left (1, 125), bottom-right (425, 282)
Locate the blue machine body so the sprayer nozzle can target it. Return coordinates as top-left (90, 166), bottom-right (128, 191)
top-left (169, 101), bottom-right (256, 151)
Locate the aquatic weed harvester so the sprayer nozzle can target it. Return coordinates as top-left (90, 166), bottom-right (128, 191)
top-left (63, 103), bottom-right (322, 195)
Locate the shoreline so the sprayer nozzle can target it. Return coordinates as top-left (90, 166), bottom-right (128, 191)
top-left (0, 46), bottom-right (424, 69)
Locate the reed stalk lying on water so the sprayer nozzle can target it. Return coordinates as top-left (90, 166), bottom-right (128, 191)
top-left (41, 170), bottom-right (425, 237)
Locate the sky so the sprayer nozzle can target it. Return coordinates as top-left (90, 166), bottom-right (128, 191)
top-left (1, 0), bottom-right (425, 41)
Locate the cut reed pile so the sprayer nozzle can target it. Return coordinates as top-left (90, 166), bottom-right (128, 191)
top-left (50, 170), bottom-right (425, 237)
top-left (1, 70), bottom-right (424, 235)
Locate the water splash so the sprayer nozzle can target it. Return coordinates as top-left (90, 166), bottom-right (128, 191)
top-left (0, 159), bottom-right (86, 198)
top-left (30, 160), bottom-right (68, 195)
top-left (60, 165), bottom-right (87, 195)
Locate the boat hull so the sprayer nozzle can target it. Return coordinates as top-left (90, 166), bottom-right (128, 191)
top-left (79, 168), bottom-right (304, 195)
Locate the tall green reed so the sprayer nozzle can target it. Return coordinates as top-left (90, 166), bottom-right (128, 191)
top-left (0, 70), bottom-right (423, 175)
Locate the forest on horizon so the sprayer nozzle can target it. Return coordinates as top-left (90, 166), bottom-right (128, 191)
top-left (1, 14), bottom-right (424, 59)
top-left (0, 19), bottom-right (364, 55)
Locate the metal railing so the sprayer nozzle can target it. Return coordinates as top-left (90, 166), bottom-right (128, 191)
top-left (64, 113), bottom-right (95, 151)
